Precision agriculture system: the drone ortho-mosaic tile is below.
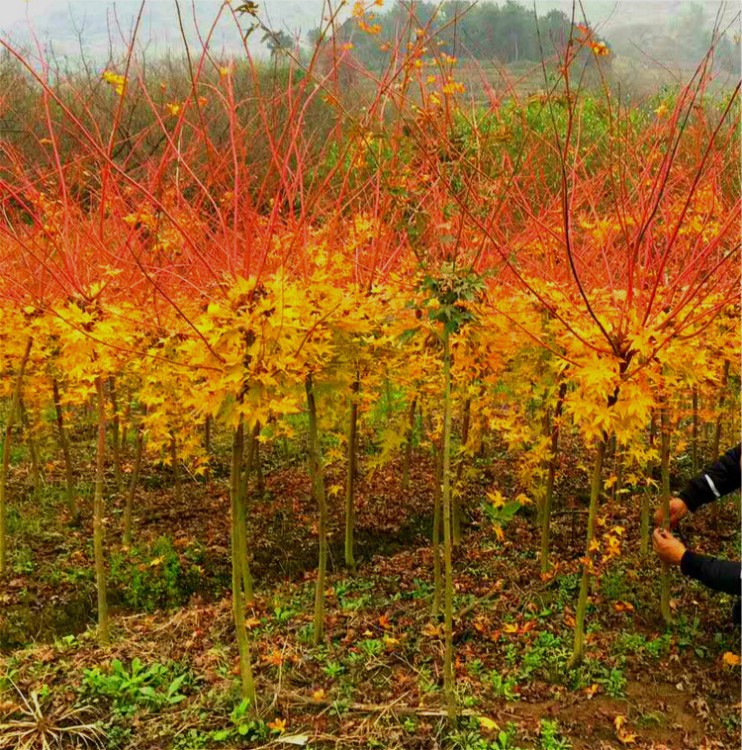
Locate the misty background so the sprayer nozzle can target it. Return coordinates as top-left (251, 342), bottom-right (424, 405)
top-left (0, 1), bottom-right (738, 92)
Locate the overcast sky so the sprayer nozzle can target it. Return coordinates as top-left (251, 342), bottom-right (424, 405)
top-left (0, 1), bottom-right (737, 60)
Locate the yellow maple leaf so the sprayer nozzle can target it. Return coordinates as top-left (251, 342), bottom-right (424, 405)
top-left (614, 715), bottom-right (637, 745)
top-left (722, 652), bottom-right (740, 668)
top-left (478, 716), bottom-right (499, 732)
top-left (267, 718), bottom-right (287, 733)
top-left (422, 622), bottom-right (443, 638)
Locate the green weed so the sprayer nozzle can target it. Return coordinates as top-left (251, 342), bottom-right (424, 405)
top-left (490, 671), bottom-right (519, 701)
top-left (539, 719), bottom-right (571, 750)
top-left (82, 658), bottom-right (189, 715)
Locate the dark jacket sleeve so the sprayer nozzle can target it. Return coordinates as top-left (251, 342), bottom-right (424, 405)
top-left (680, 550), bottom-right (742, 596)
top-left (678, 444), bottom-right (741, 513)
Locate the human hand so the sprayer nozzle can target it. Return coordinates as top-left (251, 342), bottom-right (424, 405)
top-left (654, 497), bottom-right (688, 529)
top-left (652, 527), bottom-right (686, 566)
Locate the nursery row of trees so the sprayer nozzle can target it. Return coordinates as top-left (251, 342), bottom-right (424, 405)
top-left (0, 0), bottom-right (739, 719)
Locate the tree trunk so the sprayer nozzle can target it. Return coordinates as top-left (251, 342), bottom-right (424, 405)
top-left (170, 434), bottom-right (183, 504)
top-left (123, 422), bottom-right (144, 547)
top-left (710, 360), bottom-right (729, 531)
top-left (640, 412), bottom-right (657, 557)
top-left (385, 377), bottom-right (393, 423)
top-left (659, 402), bottom-right (672, 625)
top-left (109, 377), bottom-right (122, 492)
top-left (236, 424), bottom-right (257, 605)
top-left (452, 399), bottom-right (471, 549)
top-left (691, 387), bottom-right (698, 476)
top-left (20, 400), bottom-right (42, 502)
top-left (441, 333), bottom-right (456, 721)
top-left (204, 416), bottom-right (212, 454)
top-left (94, 377), bottom-right (110, 644)
top-left (0, 337), bottom-right (32, 576)
top-left (344, 376), bottom-right (360, 572)
top-left (568, 438), bottom-right (606, 668)
top-left (432, 437), bottom-right (443, 618)
top-left (540, 381), bottom-right (566, 573)
top-left (230, 421), bottom-right (256, 705)
top-left (53, 378), bottom-right (77, 523)
top-left (306, 373), bottom-right (328, 645)
top-left (401, 397), bottom-right (417, 492)
top-left (254, 431), bottom-right (265, 496)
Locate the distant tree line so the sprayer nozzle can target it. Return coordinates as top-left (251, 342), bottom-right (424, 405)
top-left (309, 0), bottom-right (610, 70)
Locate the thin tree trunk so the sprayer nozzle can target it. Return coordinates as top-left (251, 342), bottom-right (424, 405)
top-left (385, 377), bottom-right (393, 422)
top-left (204, 416), bottom-right (212, 454)
top-left (401, 397), bottom-right (417, 492)
top-left (20, 400), bottom-right (41, 502)
top-left (710, 360), bottom-right (729, 531)
top-left (306, 374), bottom-right (328, 646)
top-left (432, 438), bottom-right (443, 618)
top-left (109, 377), bottom-right (122, 492)
top-left (0, 337), bottom-right (32, 576)
top-left (170, 434), bottom-right (183, 504)
top-left (640, 412), bottom-right (657, 557)
top-left (541, 381), bottom-right (566, 573)
top-left (94, 377), bottom-right (110, 645)
top-left (691, 387), bottom-right (699, 476)
top-left (441, 333), bottom-right (456, 721)
top-left (237, 424), bottom-right (257, 605)
top-left (254, 425), bottom-right (264, 495)
top-left (452, 399), bottom-right (471, 548)
top-left (568, 438), bottom-right (606, 668)
top-left (345, 376), bottom-right (360, 572)
top-left (659, 402), bottom-right (672, 625)
top-left (53, 378), bottom-right (77, 523)
top-left (230, 421), bottom-right (256, 705)
top-left (123, 423), bottom-right (144, 547)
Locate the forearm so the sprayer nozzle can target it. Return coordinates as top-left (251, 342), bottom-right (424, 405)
top-left (680, 550), bottom-right (742, 596)
top-left (679, 444), bottom-right (741, 513)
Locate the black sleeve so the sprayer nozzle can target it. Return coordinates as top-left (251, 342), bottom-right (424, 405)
top-left (680, 550), bottom-right (742, 596)
top-left (678, 444), bottom-right (741, 513)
